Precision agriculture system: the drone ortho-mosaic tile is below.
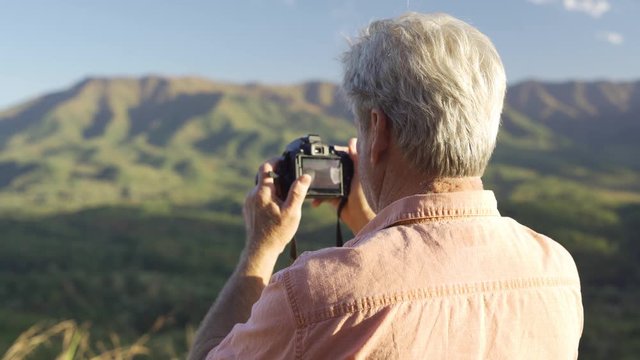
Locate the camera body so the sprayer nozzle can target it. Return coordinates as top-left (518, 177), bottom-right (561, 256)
top-left (275, 134), bottom-right (353, 200)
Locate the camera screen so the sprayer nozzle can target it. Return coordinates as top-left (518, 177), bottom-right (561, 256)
top-left (301, 158), bottom-right (341, 190)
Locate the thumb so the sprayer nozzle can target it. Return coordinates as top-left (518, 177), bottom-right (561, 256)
top-left (283, 174), bottom-right (312, 213)
top-left (348, 138), bottom-right (358, 164)
top-left (348, 138), bottom-right (358, 154)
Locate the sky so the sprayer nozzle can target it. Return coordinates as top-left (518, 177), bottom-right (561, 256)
top-left (1, 0), bottom-right (639, 109)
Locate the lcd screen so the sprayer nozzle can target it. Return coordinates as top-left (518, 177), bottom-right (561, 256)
top-left (300, 158), bottom-right (341, 190)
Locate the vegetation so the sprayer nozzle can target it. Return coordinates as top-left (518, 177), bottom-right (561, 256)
top-left (2, 320), bottom-right (151, 360)
top-left (1, 77), bottom-right (638, 358)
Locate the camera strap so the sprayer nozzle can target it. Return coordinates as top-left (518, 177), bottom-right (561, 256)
top-left (289, 196), bottom-right (349, 262)
top-left (335, 197), bottom-right (348, 247)
top-left (289, 236), bottom-right (298, 261)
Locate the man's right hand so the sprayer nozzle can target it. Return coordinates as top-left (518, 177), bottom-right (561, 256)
top-left (243, 159), bottom-right (311, 270)
top-left (312, 138), bottom-right (375, 235)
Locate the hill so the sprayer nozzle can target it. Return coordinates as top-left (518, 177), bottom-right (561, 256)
top-left (0, 77), bottom-right (638, 358)
top-left (1, 77), bottom-right (639, 214)
top-left (0, 77), bottom-right (355, 216)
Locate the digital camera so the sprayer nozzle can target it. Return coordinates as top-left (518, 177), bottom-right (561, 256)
top-left (275, 134), bottom-right (353, 200)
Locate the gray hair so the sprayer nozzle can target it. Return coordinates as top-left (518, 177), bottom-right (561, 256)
top-left (341, 13), bottom-right (506, 177)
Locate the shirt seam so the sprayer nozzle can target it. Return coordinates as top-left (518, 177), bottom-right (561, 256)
top-left (351, 211), bottom-right (499, 247)
top-left (298, 277), bottom-right (579, 326)
top-left (281, 271), bottom-right (306, 358)
top-left (354, 191), bottom-right (499, 235)
top-left (384, 210), bottom-right (500, 230)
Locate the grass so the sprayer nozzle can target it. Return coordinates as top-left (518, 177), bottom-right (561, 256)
top-left (2, 319), bottom-right (163, 360)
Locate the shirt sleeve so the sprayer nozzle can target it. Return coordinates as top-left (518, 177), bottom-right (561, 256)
top-left (206, 273), bottom-right (298, 360)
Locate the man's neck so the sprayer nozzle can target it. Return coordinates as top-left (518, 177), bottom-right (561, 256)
top-left (423, 177), bottom-right (484, 193)
top-left (374, 174), bottom-right (484, 212)
top-left (366, 141), bottom-right (485, 212)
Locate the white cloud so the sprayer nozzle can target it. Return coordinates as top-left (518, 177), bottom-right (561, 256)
top-left (564, 0), bottom-right (611, 18)
top-left (597, 31), bottom-right (624, 45)
top-left (526, 0), bottom-right (612, 18)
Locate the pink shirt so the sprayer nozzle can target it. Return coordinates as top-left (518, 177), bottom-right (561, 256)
top-left (208, 191), bottom-right (583, 359)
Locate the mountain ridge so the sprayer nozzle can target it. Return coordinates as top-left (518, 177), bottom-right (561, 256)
top-left (0, 76), bottom-right (638, 215)
top-left (5, 75), bottom-right (640, 125)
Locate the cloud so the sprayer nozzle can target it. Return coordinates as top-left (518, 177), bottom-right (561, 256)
top-left (597, 31), bottom-right (624, 45)
top-left (527, 0), bottom-right (612, 18)
top-left (564, 0), bottom-right (611, 17)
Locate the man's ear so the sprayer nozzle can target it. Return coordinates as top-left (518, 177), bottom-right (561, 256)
top-left (369, 108), bottom-right (391, 165)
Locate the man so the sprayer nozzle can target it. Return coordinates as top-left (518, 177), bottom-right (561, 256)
top-left (189, 13), bottom-right (583, 359)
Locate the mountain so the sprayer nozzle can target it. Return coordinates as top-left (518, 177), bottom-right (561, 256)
top-left (0, 76), bottom-right (639, 358)
top-left (503, 80), bottom-right (640, 170)
top-left (0, 76), bottom-right (638, 215)
top-left (0, 77), bottom-right (355, 216)
top-left (507, 80), bottom-right (640, 121)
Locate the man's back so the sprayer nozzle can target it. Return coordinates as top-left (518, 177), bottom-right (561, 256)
top-left (192, 13), bottom-right (583, 360)
top-left (210, 191), bottom-right (583, 359)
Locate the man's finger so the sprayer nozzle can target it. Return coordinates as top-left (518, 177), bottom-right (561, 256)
top-left (348, 138), bottom-right (358, 155)
top-left (283, 174), bottom-right (312, 213)
top-left (256, 157), bottom-right (280, 185)
top-left (347, 138), bottom-right (360, 172)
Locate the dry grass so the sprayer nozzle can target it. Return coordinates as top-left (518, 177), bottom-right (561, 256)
top-left (1, 319), bottom-right (163, 360)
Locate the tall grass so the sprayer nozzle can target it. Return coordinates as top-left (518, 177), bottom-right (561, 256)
top-left (2, 317), bottom-right (185, 360)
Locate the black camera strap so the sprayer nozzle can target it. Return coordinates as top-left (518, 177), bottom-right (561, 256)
top-left (289, 196), bottom-right (349, 262)
top-left (289, 235), bottom-right (298, 261)
top-left (335, 197), bottom-right (348, 247)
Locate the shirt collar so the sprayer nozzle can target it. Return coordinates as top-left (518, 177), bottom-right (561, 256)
top-left (354, 190), bottom-right (500, 240)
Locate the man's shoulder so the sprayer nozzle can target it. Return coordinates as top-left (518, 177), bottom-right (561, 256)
top-left (277, 225), bottom-right (400, 284)
top-left (273, 215), bottom-right (580, 325)
top-left (500, 216), bottom-right (580, 279)
top-left (271, 227), bottom-right (407, 319)
top-left (274, 244), bottom-right (365, 297)
top-left (275, 225), bottom-right (398, 283)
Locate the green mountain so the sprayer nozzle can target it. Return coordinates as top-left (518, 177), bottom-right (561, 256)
top-left (503, 80), bottom-right (640, 170)
top-left (0, 77), bottom-right (355, 216)
top-left (1, 77), bottom-right (638, 215)
top-left (0, 77), bottom-right (638, 358)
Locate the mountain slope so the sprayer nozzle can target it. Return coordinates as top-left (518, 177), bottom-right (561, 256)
top-left (0, 77), bottom-right (355, 215)
top-left (502, 80), bottom-right (640, 170)
top-left (1, 76), bottom-right (638, 215)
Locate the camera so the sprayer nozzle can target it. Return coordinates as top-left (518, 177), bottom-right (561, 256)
top-left (275, 134), bottom-right (353, 200)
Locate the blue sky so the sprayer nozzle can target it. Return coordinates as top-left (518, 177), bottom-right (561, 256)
top-left (1, 0), bottom-right (638, 109)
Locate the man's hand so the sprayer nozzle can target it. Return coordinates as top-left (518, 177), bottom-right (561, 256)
top-left (242, 158), bottom-right (311, 275)
top-left (189, 158), bottom-right (311, 360)
top-left (312, 138), bottom-right (375, 235)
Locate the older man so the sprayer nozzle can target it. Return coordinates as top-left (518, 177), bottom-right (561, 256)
top-left (190, 13), bottom-right (583, 359)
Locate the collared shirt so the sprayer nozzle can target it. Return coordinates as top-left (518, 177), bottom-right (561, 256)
top-left (208, 191), bottom-right (583, 359)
